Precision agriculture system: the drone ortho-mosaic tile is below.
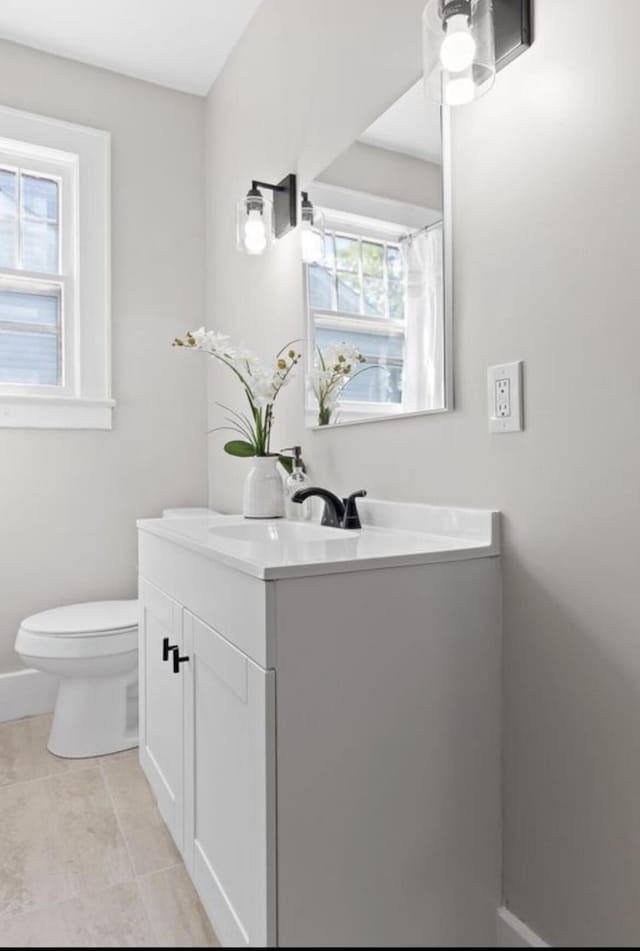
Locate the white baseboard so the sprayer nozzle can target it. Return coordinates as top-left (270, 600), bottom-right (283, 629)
top-left (0, 668), bottom-right (59, 722)
top-left (497, 907), bottom-right (549, 948)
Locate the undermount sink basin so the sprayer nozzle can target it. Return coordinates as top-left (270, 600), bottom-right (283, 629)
top-left (208, 520), bottom-right (347, 544)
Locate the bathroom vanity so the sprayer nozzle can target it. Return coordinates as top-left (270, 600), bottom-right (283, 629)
top-left (137, 500), bottom-right (501, 947)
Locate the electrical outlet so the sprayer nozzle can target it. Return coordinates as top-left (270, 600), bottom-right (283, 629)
top-left (488, 361), bottom-right (523, 433)
top-left (495, 379), bottom-right (510, 417)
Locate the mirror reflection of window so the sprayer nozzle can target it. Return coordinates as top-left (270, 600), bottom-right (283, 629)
top-left (303, 78), bottom-right (450, 428)
top-left (308, 223), bottom-right (407, 409)
top-left (304, 210), bottom-right (444, 424)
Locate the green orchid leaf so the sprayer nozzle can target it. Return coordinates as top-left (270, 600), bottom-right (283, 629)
top-left (224, 440), bottom-right (256, 457)
top-left (278, 455), bottom-right (294, 475)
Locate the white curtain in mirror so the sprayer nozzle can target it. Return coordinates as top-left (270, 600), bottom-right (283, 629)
top-left (401, 223), bottom-right (444, 412)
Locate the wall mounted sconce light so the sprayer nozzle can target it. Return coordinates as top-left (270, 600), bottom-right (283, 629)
top-left (300, 192), bottom-right (325, 265)
top-left (236, 173), bottom-right (297, 255)
top-left (422, 0), bottom-right (532, 106)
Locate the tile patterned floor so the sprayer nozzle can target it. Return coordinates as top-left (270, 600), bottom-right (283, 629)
top-left (0, 714), bottom-right (219, 947)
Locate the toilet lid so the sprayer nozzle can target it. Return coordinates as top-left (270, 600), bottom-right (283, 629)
top-left (21, 600), bottom-right (138, 637)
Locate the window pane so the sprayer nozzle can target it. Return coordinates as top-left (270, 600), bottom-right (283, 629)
top-left (335, 235), bottom-right (359, 272)
top-left (362, 241), bottom-right (384, 277)
top-left (363, 277), bottom-right (386, 317)
top-left (0, 218), bottom-right (16, 268)
top-left (323, 233), bottom-right (335, 269)
top-left (315, 327), bottom-right (403, 404)
top-left (0, 330), bottom-right (59, 384)
top-left (0, 169), bottom-right (17, 217)
top-left (22, 174), bottom-right (58, 221)
top-left (343, 362), bottom-right (402, 403)
top-left (0, 289), bottom-right (59, 327)
top-left (386, 245), bottom-right (403, 279)
top-left (388, 280), bottom-right (404, 320)
top-left (309, 265), bottom-right (335, 310)
top-left (22, 220), bottom-right (59, 273)
top-left (336, 271), bottom-right (361, 313)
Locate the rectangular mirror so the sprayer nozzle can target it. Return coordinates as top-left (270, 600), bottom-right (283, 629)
top-left (303, 79), bottom-right (452, 428)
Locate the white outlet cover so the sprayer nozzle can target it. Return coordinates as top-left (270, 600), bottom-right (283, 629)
top-left (488, 361), bottom-right (523, 433)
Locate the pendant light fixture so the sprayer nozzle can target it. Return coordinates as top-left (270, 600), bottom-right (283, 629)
top-left (422, 0), bottom-right (532, 107)
top-left (300, 192), bottom-right (325, 265)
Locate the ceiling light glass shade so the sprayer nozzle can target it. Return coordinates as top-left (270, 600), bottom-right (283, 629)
top-left (236, 188), bottom-right (273, 255)
top-left (423, 0), bottom-right (495, 106)
top-left (300, 193), bottom-right (325, 265)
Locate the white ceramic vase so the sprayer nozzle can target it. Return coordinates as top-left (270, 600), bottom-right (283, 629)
top-left (243, 456), bottom-right (284, 519)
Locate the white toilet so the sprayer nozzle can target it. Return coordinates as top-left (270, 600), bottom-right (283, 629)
top-left (14, 509), bottom-right (217, 759)
top-left (15, 600), bottom-right (139, 758)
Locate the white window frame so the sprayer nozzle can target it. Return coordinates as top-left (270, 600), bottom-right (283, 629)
top-left (0, 106), bottom-right (111, 429)
top-left (305, 210), bottom-right (422, 425)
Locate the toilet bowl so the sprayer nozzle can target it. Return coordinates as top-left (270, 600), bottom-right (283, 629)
top-left (15, 600), bottom-right (139, 758)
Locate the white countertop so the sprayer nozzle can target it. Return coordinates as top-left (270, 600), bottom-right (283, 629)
top-left (137, 499), bottom-right (500, 580)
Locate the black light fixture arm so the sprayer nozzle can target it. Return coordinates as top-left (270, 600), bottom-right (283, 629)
top-left (251, 179), bottom-right (291, 193)
top-left (247, 173), bottom-right (297, 238)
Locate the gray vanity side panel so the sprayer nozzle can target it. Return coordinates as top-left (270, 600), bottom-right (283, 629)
top-left (273, 557), bottom-right (501, 948)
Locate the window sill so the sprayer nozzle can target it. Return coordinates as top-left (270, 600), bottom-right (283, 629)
top-left (0, 394), bottom-right (115, 430)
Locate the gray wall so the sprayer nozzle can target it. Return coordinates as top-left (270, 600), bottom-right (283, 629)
top-left (205, 0), bottom-right (640, 945)
top-left (317, 140), bottom-right (442, 212)
top-left (0, 40), bottom-right (208, 673)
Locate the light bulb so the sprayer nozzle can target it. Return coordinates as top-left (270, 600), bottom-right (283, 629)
top-left (440, 13), bottom-right (476, 72)
top-left (244, 210), bottom-right (267, 254)
top-left (444, 73), bottom-right (475, 106)
top-left (301, 223), bottom-right (324, 264)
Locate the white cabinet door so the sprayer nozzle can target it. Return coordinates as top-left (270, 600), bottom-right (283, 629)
top-left (138, 578), bottom-right (185, 851)
top-left (183, 611), bottom-right (276, 948)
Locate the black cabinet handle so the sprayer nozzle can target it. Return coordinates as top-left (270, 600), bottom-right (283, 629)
top-left (162, 637), bottom-right (189, 673)
top-left (162, 637), bottom-right (178, 662)
top-left (172, 652), bottom-right (190, 674)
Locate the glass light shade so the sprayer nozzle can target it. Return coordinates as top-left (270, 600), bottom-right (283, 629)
top-left (300, 204), bottom-right (325, 265)
top-left (423, 0), bottom-right (495, 106)
top-left (236, 192), bottom-right (273, 255)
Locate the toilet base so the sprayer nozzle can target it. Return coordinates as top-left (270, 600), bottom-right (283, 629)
top-left (48, 670), bottom-right (139, 759)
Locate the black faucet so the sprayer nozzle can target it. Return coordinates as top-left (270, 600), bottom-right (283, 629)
top-left (291, 487), bottom-right (367, 529)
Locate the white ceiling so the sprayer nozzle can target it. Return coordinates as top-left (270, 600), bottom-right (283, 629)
top-left (359, 79), bottom-right (442, 166)
top-left (0, 0), bottom-right (263, 95)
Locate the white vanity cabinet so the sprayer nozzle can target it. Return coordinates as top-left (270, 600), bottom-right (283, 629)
top-left (137, 502), bottom-right (502, 948)
top-left (138, 543), bottom-right (276, 947)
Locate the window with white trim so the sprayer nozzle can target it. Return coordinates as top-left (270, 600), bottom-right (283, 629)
top-left (0, 107), bottom-right (111, 429)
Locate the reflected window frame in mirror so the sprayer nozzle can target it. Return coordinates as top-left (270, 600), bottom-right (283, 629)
top-left (302, 107), bottom-right (452, 430)
top-left (304, 213), bottom-right (410, 425)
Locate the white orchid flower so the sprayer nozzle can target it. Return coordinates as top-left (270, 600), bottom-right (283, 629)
top-left (190, 326), bottom-right (209, 348)
top-left (311, 341), bottom-right (367, 426)
top-left (206, 330), bottom-right (231, 351)
top-left (174, 327), bottom-right (301, 453)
